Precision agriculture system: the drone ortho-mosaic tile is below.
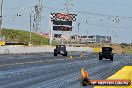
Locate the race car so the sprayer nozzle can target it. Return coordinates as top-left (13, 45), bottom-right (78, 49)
top-left (99, 47), bottom-right (113, 61)
top-left (54, 45), bottom-right (68, 56)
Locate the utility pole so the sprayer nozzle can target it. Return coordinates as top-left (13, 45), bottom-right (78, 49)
top-left (64, 0), bottom-right (70, 13)
top-left (63, 0), bottom-right (73, 45)
top-left (64, 0), bottom-right (73, 13)
top-left (0, 0), bottom-right (3, 36)
top-left (49, 15), bottom-right (53, 45)
top-left (33, 0), bottom-right (43, 33)
top-left (78, 22), bottom-right (80, 44)
top-left (86, 19), bottom-right (88, 44)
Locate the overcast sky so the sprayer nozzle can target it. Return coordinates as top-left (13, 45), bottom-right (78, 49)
top-left (2, 0), bottom-right (132, 43)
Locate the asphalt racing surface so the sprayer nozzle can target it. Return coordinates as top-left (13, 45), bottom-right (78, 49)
top-left (0, 52), bottom-right (132, 88)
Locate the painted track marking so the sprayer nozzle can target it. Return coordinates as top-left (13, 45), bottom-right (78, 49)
top-left (0, 59), bottom-right (65, 67)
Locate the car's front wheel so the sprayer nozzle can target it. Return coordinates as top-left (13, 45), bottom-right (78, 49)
top-left (63, 51), bottom-right (67, 56)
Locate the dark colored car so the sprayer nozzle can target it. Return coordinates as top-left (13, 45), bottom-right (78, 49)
top-left (54, 45), bottom-right (68, 56)
top-left (99, 47), bottom-right (113, 61)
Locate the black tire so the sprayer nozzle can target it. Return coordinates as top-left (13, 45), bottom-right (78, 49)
top-left (99, 56), bottom-right (102, 60)
top-left (63, 51), bottom-right (67, 56)
top-left (110, 56), bottom-right (113, 61)
top-left (54, 49), bottom-right (57, 56)
top-left (54, 53), bottom-right (57, 56)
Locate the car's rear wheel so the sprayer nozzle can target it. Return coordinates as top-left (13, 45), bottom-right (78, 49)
top-left (54, 49), bottom-right (57, 56)
top-left (99, 56), bottom-right (103, 60)
top-left (110, 57), bottom-right (113, 61)
top-left (54, 53), bottom-right (57, 56)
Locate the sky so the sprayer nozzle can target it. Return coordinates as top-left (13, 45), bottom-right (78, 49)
top-left (1, 0), bottom-right (132, 43)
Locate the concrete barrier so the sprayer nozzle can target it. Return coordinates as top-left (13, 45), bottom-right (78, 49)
top-left (0, 46), bottom-right (93, 54)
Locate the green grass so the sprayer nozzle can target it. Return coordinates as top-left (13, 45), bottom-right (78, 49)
top-left (1, 28), bottom-right (49, 45)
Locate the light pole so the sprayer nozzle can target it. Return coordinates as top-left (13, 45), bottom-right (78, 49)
top-left (0, 0), bottom-right (3, 36)
top-left (49, 15), bottom-right (53, 45)
top-left (29, 8), bottom-right (34, 44)
top-left (29, 13), bottom-right (32, 44)
top-left (77, 22), bottom-right (80, 44)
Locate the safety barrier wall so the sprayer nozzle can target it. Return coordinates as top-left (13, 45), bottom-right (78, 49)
top-left (0, 46), bottom-right (93, 54)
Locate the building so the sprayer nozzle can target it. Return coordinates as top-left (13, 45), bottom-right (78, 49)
top-left (53, 34), bottom-right (111, 44)
top-left (79, 35), bottom-right (94, 43)
top-left (95, 35), bottom-right (111, 43)
top-left (80, 35), bottom-right (111, 44)
top-left (70, 35), bottom-right (111, 44)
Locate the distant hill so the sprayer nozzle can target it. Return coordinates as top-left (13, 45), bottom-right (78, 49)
top-left (1, 28), bottom-right (49, 45)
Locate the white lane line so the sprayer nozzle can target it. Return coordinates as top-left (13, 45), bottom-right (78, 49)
top-left (0, 59), bottom-right (65, 67)
top-left (25, 61), bottom-right (44, 64)
top-left (54, 59), bottom-right (65, 61)
top-left (45, 59), bottom-right (64, 62)
top-left (0, 63), bottom-right (25, 67)
top-left (45, 60), bottom-right (54, 62)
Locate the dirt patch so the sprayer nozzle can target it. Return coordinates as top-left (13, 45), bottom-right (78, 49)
top-left (111, 44), bottom-right (123, 54)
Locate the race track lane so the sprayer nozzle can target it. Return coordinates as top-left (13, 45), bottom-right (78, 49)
top-left (0, 53), bottom-right (132, 88)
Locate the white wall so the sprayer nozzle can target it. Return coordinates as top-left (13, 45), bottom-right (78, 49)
top-left (0, 46), bottom-right (93, 54)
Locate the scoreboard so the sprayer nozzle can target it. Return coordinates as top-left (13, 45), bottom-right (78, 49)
top-left (51, 13), bottom-right (77, 31)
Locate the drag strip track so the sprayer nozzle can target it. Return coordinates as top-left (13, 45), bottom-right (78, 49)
top-left (0, 53), bottom-right (132, 88)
